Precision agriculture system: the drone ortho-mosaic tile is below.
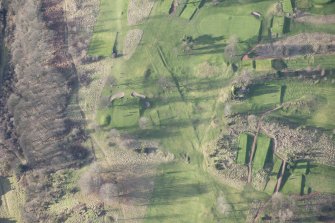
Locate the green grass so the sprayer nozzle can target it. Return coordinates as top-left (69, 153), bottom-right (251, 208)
top-left (144, 162), bottom-right (217, 222)
top-left (88, 0), bottom-right (280, 220)
top-left (295, 0), bottom-right (335, 14)
top-left (231, 83), bottom-right (281, 114)
top-left (198, 14), bottom-right (259, 41)
top-left (281, 164), bottom-right (304, 195)
top-left (111, 97), bottom-right (140, 129)
top-left (296, 0), bottom-right (312, 9)
top-left (282, 0), bottom-right (293, 13)
top-left (255, 59), bottom-right (273, 72)
top-left (271, 16), bottom-right (284, 37)
top-left (274, 79), bottom-right (335, 130)
top-left (145, 162), bottom-right (269, 223)
top-left (88, 0), bottom-right (125, 56)
top-left (290, 20), bottom-right (335, 34)
top-left (306, 164), bottom-right (335, 194)
top-left (237, 133), bottom-right (253, 165)
top-left (281, 162), bottom-right (335, 195)
top-left (312, 0), bottom-right (333, 4)
top-left (234, 77), bottom-right (335, 130)
top-left (264, 156), bottom-right (282, 194)
top-left (180, 1), bottom-right (198, 20)
top-left (253, 134), bottom-right (271, 172)
top-left (158, 0), bottom-right (174, 14)
top-left (285, 54), bottom-right (335, 70)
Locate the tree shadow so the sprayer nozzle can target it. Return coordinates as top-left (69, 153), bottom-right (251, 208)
top-left (0, 177), bottom-right (11, 196)
top-left (0, 177), bottom-right (11, 208)
top-left (194, 35), bottom-right (225, 45)
top-left (248, 84), bottom-right (279, 97)
top-left (0, 218), bottom-right (16, 223)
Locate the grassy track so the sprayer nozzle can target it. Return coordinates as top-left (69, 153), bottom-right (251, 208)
top-left (264, 156), bottom-right (282, 194)
top-left (237, 133), bottom-right (253, 165)
top-left (231, 83), bottom-right (281, 114)
top-left (88, 0), bottom-right (125, 56)
top-left (253, 134), bottom-right (271, 172)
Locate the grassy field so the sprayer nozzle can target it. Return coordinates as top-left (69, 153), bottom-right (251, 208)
top-left (85, 0), bottom-right (335, 220)
top-left (180, 1), bottom-right (198, 20)
top-left (157, 0), bottom-right (173, 14)
top-left (281, 162), bottom-right (335, 195)
top-left (144, 162), bottom-right (217, 222)
top-left (88, 0), bottom-right (126, 56)
top-left (231, 83), bottom-right (281, 114)
top-left (290, 20), bottom-right (335, 34)
top-left (255, 59), bottom-right (273, 72)
top-left (253, 134), bottom-right (271, 172)
top-left (89, 0), bottom-right (279, 221)
top-left (285, 54), bottom-right (335, 70)
top-left (264, 156), bottom-right (282, 194)
top-left (198, 14), bottom-right (259, 41)
top-left (271, 16), bottom-right (285, 37)
top-left (237, 133), bottom-right (253, 165)
top-left (231, 77), bottom-right (335, 130)
top-left (305, 164), bottom-right (335, 194)
top-left (145, 162), bottom-right (269, 223)
top-left (272, 79), bottom-right (335, 130)
top-left (281, 162), bottom-right (307, 195)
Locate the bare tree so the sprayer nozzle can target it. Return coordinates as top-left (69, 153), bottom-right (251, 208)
top-left (224, 36), bottom-right (239, 64)
top-left (99, 183), bottom-right (119, 204)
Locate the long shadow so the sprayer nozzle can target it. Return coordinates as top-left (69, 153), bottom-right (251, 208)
top-left (150, 183), bottom-right (209, 202)
top-left (245, 134), bottom-right (253, 164)
top-left (194, 35), bottom-right (225, 45)
top-left (0, 218), bottom-right (16, 223)
top-left (185, 48), bottom-right (226, 56)
top-left (280, 85), bottom-right (286, 104)
top-left (248, 84), bottom-right (279, 97)
top-left (193, 43), bottom-right (226, 51)
top-left (213, 0), bottom-right (281, 8)
top-left (0, 177), bottom-right (11, 196)
top-left (264, 139), bottom-right (274, 169)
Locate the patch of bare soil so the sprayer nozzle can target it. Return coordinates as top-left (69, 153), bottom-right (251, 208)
top-left (251, 33), bottom-right (335, 59)
top-left (123, 29), bottom-right (143, 60)
top-left (295, 14), bottom-right (335, 24)
top-left (127, 0), bottom-right (154, 25)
